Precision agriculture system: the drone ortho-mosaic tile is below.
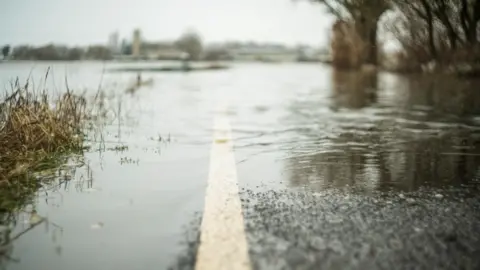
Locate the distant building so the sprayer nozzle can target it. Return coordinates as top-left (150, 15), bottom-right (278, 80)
top-left (204, 42), bottom-right (330, 62)
top-left (120, 39), bottom-right (131, 55)
top-left (228, 45), bottom-right (298, 62)
top-left (132, 29), bottom-right (141, 58)
top-left (296, 46), bottom-right (331, 62)
top-left (130, 29), bottom-right (184, 60)
top-left (108, 31), bottom-right (120, 54)
top-left (141, 42), bottom-right (184, 60)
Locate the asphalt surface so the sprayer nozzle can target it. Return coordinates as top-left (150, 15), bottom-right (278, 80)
top-left (241, 186), bottom-right (480, 270)
top-left (168, 183), bottom-right (480, 270)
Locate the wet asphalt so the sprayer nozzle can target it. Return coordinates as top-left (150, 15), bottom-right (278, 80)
top-left (241, 186), bottom-right (480, 270)
top-left (169, 184), bottom-right (480, 270)
top-left (168, 65), bottom-right (480, 270)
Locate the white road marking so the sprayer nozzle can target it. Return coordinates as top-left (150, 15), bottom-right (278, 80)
top-left (195, 107), bottom-right (251, 270)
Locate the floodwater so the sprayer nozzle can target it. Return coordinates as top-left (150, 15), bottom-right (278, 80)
top-left (0, 61), bottom-right (480, 270)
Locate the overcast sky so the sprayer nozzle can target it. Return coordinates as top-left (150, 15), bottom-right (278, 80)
top-left (0, 0), bottom-right (335, 47)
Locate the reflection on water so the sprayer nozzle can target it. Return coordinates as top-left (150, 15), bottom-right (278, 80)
top-left (0, 61), bottom-right (214, 270)
top-left (0, 154), bottom-right (91, 268)
top-left (286, 70), bottom-right (480, 192)
top-left (331, 69), bottom-right (377, 110)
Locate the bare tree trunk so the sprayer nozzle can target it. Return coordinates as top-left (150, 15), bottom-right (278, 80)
top-left (367, 25), bottom-right (378, 65)
top-left (433, 0), bottom-right (460, 49)
top-left (331, 20), bottom-right (362, 69)
top-left (425, 5), bottom-right (437, 59)
top-left (354, 17), bottom-right (379, 66)
top-left (474, 0), bottom-right (480, 43)
top-left (461, 0), bottom-right (480, 45)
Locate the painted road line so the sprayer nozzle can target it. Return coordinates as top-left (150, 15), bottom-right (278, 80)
top-left (195, 108), bottom-right (251, 270)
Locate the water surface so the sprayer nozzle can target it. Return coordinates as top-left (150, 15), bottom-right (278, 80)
top-left (0, 61), bottom-right (479, 269)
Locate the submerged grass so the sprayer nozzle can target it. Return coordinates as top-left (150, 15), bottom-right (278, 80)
top-left (0, 78), bottom-right (89, 212)
top-left (0, 73), bottom-right (128, 263)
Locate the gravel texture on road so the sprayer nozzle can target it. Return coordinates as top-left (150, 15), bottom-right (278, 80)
top-left (241, 184), bottom-right (480, 270)
top-left (169, 183), bottom-right (480, 270)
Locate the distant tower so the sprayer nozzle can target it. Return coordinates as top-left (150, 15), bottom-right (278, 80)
top-left (132, 29), bottom-right (141, 57)
top-left (108, 31), bottom-right (119, 53)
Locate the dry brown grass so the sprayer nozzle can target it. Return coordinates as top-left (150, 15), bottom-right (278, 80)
top-left (0, 79), bottom-right (88, 187)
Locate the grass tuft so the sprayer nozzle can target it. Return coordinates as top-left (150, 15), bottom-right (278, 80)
top-left (0, 78), bottom-right (89, 210)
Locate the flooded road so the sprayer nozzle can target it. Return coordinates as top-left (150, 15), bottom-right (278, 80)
top-left (1, 61), bottom-right (480, 269)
